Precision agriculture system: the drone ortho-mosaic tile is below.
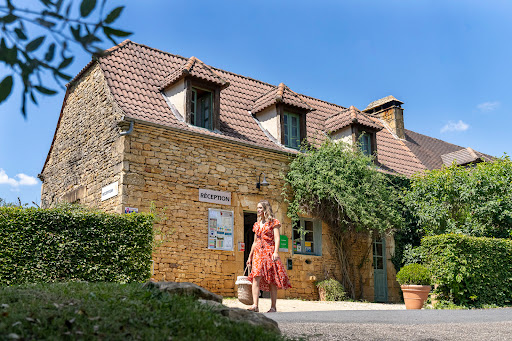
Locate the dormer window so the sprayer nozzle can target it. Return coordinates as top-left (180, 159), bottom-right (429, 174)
top-left (191, 87), bottom-right (213, 130)
top-left (160, 56), bottom-right (229, 131)
top-left (283, 111), bottom-right (301, 149)
top-left (359, 132), bottom-right (372, 156)
top-left (325, 106), bottom-right (382, 158)
top-left (250, 83), bottom-right (312, 150)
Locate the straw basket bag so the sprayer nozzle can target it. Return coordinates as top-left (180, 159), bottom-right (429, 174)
top-left (235, 266), bottom-right (253, 305)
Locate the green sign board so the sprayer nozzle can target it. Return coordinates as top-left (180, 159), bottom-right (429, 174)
top-left (279, 235), bottom-right (289, 252)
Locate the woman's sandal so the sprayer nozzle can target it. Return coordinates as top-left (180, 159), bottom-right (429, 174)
top-left (266, 307), bottom-right (276, 313)
top-left (247, 306), bottom-right (259, 312)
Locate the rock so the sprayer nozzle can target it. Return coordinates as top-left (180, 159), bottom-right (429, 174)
top-left (146, 282), bottom-right (280, 334)
top-left (218, 307), bottom-right (280, 333)
top-left (197, 300), bottom-right (280, 334)
top-left (143, 281), bottom-right (223, 303)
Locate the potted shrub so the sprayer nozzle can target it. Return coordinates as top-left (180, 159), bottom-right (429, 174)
top-left (396, 263), bottom-right (432, 309)
top-left (316, 278), bottom-right (347, 301)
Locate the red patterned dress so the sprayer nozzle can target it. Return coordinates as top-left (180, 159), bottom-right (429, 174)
top-left (248, 218), bottom-right (292, 291)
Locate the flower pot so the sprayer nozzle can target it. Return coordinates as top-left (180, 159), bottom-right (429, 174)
top-left (401, 285), bottom-right (431, 309)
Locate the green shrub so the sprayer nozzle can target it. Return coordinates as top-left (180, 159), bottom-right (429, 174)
top-left (0, 204), bottom-right (155, 285)
top-left (421, 234), bottom-right (512, 307)
top-left (396, 263), bottom-right (431, 285)
top-left (316, 278), bottom-right (347, 301)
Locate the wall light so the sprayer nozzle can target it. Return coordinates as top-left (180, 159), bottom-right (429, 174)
top-left (256, 172), bottom-right (269, 189)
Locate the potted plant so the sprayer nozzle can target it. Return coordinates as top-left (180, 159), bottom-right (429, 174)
top-left (315, 278), bottom-right (347, 301)
top-left (396, 263), bottom-right (432, 309)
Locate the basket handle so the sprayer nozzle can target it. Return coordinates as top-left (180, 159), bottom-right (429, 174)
top-left (244, 264), bottom-right (251, 276)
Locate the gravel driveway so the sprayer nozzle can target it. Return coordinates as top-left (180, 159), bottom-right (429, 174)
top-left (222, 298), bottom-right (405, 312)
top-left (222, 298), bottom-right (512, 340)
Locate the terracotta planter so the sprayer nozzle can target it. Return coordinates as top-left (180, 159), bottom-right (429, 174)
top-left (401, 285), bottom-right (431, 309)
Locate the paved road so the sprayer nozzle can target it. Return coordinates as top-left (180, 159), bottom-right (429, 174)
top-left (268, 308), bottom-right (512, 340)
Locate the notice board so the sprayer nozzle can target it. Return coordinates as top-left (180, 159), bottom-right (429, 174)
top-left (208, 208), bottom-right (234, 251)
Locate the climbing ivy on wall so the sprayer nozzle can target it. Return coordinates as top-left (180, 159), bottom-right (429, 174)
top-left (284, 140), bottom-right (404, 298)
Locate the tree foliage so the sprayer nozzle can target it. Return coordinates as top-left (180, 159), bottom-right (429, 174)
top-left (285, 140), bottom-right (403, 234)
top-left (0, 0), bottom-right (131, 117)
top-left (284, 140), bottom-right (404, 297)
top-left (403, 156), bottom-right (512, 238)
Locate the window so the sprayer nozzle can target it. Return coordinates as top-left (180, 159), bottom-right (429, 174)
top-left (292, 218), bottom-right (322, 256)
top-left (283, 111), bottom-right (301, 149)
top-left (359, 133), bottom-right (372, 156)
top-left (191, 87), bottom-right (213, 129)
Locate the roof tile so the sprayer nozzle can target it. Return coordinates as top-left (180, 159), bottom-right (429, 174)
top-left (60, 39), bottom-right (492, 177)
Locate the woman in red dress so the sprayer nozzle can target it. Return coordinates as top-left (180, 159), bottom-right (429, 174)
top-left (247, 200), bottom-right (291, 312)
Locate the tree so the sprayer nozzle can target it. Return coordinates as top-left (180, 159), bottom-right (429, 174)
top-left (403, 155), bottom-right (512, 239)
top-left (0, 0), bottom-right (131, 117)
top-left (284, 140), bottom-right (404, 298)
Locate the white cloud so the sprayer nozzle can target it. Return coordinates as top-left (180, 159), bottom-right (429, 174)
top-left (0, 169), bottom-right (38, 187)
top-left (17, 173), bottom-right (38, 186)
top-left (441, 120), bottom-right (469, 133)
top-left (477, 101), bottom-right (500, 112)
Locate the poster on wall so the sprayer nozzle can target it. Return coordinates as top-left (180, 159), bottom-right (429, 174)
top-left (208, 208), bottom-right (234, 251)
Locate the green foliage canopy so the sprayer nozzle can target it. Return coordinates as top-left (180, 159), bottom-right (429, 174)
top-left (403, 156), bottom-right (512, 238)
top-left (285, 140), bottom-right (403, 234)
top-left (0, 0), bottom-right (131, 117)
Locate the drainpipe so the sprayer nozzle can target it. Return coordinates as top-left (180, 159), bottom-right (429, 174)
top-left (119, 120), bottom-right (134, 136)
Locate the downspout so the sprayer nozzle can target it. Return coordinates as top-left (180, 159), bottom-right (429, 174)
top-left (119, 119), bottom-right (134, 136)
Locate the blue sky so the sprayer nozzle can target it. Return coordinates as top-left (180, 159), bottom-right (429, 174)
top-left (1, 0), bottom-right (511, 205)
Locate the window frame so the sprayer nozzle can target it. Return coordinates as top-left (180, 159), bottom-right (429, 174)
top-left (352, 125), bottom-right (378, 160)
top-left (292, 218), bottom-right (322, 256)
top-left (185, 78), bottom-right (220, 131)
top-left (277, 104), bottom-right (307, 149)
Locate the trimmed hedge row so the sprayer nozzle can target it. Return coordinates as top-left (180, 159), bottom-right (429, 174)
top-left (421, 234), bottom-right (512, 307)
top-left (0, 205), bottom-right (155, 285)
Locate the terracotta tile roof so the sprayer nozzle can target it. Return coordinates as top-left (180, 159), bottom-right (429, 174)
top-left (325, 106), bottom-right (382, 133)
top-left (251, 83), bottom-right (312, 114)
top-left (364, 95), bottom-right (403, 112)
top-left (49, 40), bottom-right (493, 177)
top-left (159, 56), bottom-right (229, 90)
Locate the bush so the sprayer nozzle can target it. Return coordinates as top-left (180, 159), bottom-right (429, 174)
top-left (316, 278), bottom-right (347, 301)
top-left (403, 156), bottom-right (512, 238)
top-left (421, 234), bottom-right (512, 307)
top-left (396, 263), bottom-right (431, 285)
top-left (0, 204), bottom-right (155, 285)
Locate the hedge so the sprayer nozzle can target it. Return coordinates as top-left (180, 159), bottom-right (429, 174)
top-left (0, 204), bottom-right (155, 285)
top-left (421, 234), bottom-right (512, 307)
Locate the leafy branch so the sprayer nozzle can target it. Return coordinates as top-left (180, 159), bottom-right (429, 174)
top-left (0, 0), bottom-right (131, 118)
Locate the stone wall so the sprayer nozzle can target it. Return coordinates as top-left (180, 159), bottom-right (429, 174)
top-left (41, 66), bottom-right (401, 302)
top-left (120, 122), bottom-right (398, 300)
top-left (40, 63), bottom-right (125, 212)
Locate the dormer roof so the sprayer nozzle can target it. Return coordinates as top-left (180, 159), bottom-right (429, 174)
top-left (159, 56), bottom-right (229, 90)
top-left (325, 106), bottom-right (382, 133)
top-left (251, 83), bottom-right (313, 114)
top-left (441, 147), bottom-right (483, 166)
top-left (364, 95), bottom-right (403, 112)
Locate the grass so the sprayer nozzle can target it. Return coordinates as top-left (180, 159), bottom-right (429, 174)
top-left (0, 282), bottom-right (290, 340)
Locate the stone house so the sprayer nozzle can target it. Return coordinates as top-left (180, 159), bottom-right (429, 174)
top-left (39, 40), bottom-right (491, 302)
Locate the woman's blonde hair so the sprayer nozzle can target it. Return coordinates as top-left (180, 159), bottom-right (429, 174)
top-left (258, 200), bottom-right (275, 222)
